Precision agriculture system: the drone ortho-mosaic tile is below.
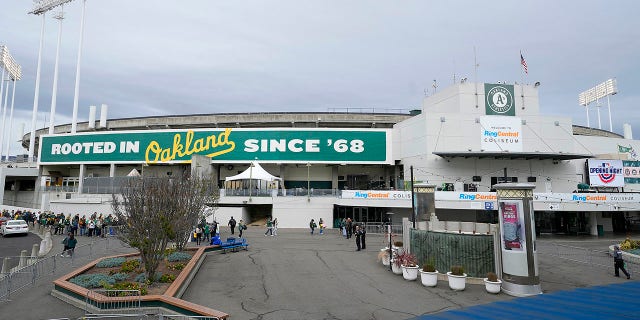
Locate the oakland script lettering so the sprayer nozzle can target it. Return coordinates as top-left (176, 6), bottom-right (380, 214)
top-left (145, 129), bottom-right (235, 163)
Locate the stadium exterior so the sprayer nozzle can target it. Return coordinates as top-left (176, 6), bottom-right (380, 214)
top-left (2, 82), bottom-right (640, 234)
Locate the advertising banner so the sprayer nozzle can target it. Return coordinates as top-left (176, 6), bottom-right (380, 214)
top-left (499, 200), bottom-right (526, 252)
top-left (341, 190), bottom-right (411, 200)
top-left (623, 160), bottom-right (640, 184)
top-left (480, 116), bottom-right (523, 152)
top-left (484, 83), bottom-right (515, 116)
top-left (39, 128), bottom-right (390, 164)
top-left (587, 159), bottom-right (624, 187)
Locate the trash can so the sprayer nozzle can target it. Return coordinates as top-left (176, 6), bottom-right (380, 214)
top-left (597, 225), bottom-right (604, 236)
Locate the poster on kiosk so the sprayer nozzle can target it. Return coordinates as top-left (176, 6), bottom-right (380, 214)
top-left (499, 200), bottom-right (526, 252)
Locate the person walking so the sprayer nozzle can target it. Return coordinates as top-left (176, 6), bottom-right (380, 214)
top-left (319, 218), bottom-right (325, 235)
top-left (355, 225), bottom-right (363, 251)
top-left (195, 226), bottom-right (203, 245)
top-left (613, 245), bottom-right (631, 279)
top-left (346, 218), bottom-right (353, 239)
top-left (61, 232), bottom-right (78, 257)
top-left (238, 219), bottom-right (246, 238)
top-left (360, 223), bottom-right (366, 249)
top-left (210, 221), bottom-right (217, 239)
top-left (204, 223), bottom-right (210, 242)
top-left (272, 218), bottom-right (278, 236)
top-left (264, 217), bottom-right (273, 236)
top-left (228, 216), bottom-right (237, 235)
top-left (309, 219), bottom-right (317, 235)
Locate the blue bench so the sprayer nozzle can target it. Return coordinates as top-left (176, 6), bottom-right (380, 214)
top-left (220, 237), bottom-right (248, 253)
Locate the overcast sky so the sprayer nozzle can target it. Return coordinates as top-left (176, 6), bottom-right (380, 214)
top-left (1, 0), bottom-right (639, 156)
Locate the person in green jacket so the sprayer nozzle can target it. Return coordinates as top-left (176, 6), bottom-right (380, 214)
top-left (264, 218), bottom-right (273, 236)
top-left (61, 232), bottom-right (78, 257)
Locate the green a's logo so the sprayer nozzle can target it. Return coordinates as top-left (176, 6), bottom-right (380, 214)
top-left (485, 83), bottom-right (515, 116)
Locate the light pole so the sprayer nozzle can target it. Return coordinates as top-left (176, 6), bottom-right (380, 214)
top-left (249, 161), bottom-right (255, 201)
top-left (71, 0), bottom-right (87, 134)
top-left (386, 212), bottom-right (395, 271)
top-left (29, 0), bottom-right (77, 161)
top-left (48, 7), bottom-right (65, 134)
top-left (0, 46), bottom-right (21, 162)
top-left (306, 162), bottom-right (311, 201)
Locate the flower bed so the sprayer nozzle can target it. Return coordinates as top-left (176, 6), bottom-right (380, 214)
top-left (71, 252), bottom-right (194, 296)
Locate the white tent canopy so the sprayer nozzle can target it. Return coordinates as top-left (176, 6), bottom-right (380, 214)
top-left (225, 161), bottom-right (282, 183)
top-left (126, 168), bottom-right (141, 177)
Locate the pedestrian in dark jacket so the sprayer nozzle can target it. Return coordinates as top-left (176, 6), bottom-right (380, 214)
top-left (228, 217), bottom-right (237, 235)
top-left (360, 224), bottom-right (366, 249)
top-left (355, 225), bottom-right (363, 251)
top-left (614, 245), bottom-right (631, 279)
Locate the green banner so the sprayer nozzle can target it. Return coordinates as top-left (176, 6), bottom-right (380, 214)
top-left (38, 129), bottom-right (389, 164)
top-left (484, 83), bottom-right (515, 116)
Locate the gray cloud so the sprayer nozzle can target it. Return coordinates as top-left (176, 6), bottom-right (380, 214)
top-left (1, 0), bottom-right (639, 157)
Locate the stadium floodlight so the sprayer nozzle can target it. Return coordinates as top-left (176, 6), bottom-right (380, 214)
top-left (0, 46), bottom-right (22, 81)
top-left (29, 0), bottom-right (75, 15)
top-left (578, 79), bottom-right (617, 131)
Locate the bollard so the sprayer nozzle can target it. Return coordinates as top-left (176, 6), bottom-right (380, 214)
top-left (39, 239), bottom-right (48, 256)
top-left (1, 257), bottom-right (10, 274)
top-left (18, 250), bottom-right (28, 269)
top-left (31, 244), bottom-right (40, 261)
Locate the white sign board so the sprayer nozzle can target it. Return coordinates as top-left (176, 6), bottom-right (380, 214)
top-left (341, 190), bottom-right (412, 200)
top-left (480, 116), bottom-right (523, 152)
top-left (587, 159), bottom-right (624, 187)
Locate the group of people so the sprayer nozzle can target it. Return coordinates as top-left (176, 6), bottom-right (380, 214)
top-left (308, 217), bottom-right (366, 251)
top-left (193, 219), bottom-right (220, 245)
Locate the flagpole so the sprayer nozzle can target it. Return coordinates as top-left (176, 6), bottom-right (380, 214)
top-left (520, 51), bottom-right (525, 110)
top-left (474, 47), bottom-right (479, 109)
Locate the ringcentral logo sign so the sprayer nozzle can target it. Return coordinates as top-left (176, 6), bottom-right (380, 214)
top-left (485, 83), bottom-right (515, 116)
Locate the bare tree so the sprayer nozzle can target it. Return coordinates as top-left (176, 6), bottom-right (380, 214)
top-left (112, 174), bottom-right (218, 280)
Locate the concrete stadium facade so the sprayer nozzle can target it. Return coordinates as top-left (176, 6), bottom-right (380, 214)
top-left (2, 82), bottom-right (640, 235)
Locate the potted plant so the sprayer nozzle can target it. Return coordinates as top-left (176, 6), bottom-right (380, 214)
top-left (377, 249), bottom-right (390, 266)
top-left (483, 272), bottom-right (502, 293)
top-left (446, 265), bottom-right (467, 291)
top-left (393, 241), bottom-right (403, 250)
top-left (391, 257), bottom-right (403, 275)
top-left (419, 260), bottom-right (438, 287)
top-left (397, 251), bottom-right (419, 281)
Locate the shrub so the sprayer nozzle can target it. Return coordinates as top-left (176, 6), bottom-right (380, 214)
top-left (112, 273), bottom-right (129, 282)
top-left (167, 251), bottom-right (192, 262)
top-left (422, 263), bottom-right (436, 273)
top-left (487, 272), bottom-right (499, 282)
top-left (159, 274), bottom-right (176, 283)
top-left (168, 263), bottom-right (186, 271)
top-left (134, 273), bottom-right (147, 283)
top-left (107, 282), bottom-right (148, 296)
top-left (96, 257), bottom-right (126, 268)
top-left (121, 259), bottom-right (141, 273)
top-left (450, 265), bottom-right (465, 276)
top-left (70, 274), bottom-right (115, 288)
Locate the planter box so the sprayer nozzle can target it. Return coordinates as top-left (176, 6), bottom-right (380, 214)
top-left (401, 265), bottom-right (419, 281)
top-left (483, 278), bottom-right (502, 294)
top-left (419, 270), bottom-right (438, 287)
top-left (446, 272), bottom-right (467, 291)
top-left (391, 261), bottom-right (403, 275)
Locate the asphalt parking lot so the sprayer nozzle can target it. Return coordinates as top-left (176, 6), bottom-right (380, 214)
top-left (1, 227), bottom-right (634, 320)
top-left (181, 229), bottom-right (633, 320)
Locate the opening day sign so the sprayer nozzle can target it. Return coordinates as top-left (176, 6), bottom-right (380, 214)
top-left (38, 128), bottom-right (391, 164)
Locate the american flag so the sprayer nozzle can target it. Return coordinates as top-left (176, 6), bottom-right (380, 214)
top-left (520, 52), bottom-right (528, 74)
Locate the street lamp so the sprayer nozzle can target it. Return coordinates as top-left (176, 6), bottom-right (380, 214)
top-left (248, 161), bottom-right (255, 201)
top-left (386, 212), bottom-right (395, 271)
top-left (306, 162), bottom-right (311, 201)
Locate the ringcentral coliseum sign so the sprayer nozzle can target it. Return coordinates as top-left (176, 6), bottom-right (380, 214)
top-left (38, 128), bottom-right (391, 164)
